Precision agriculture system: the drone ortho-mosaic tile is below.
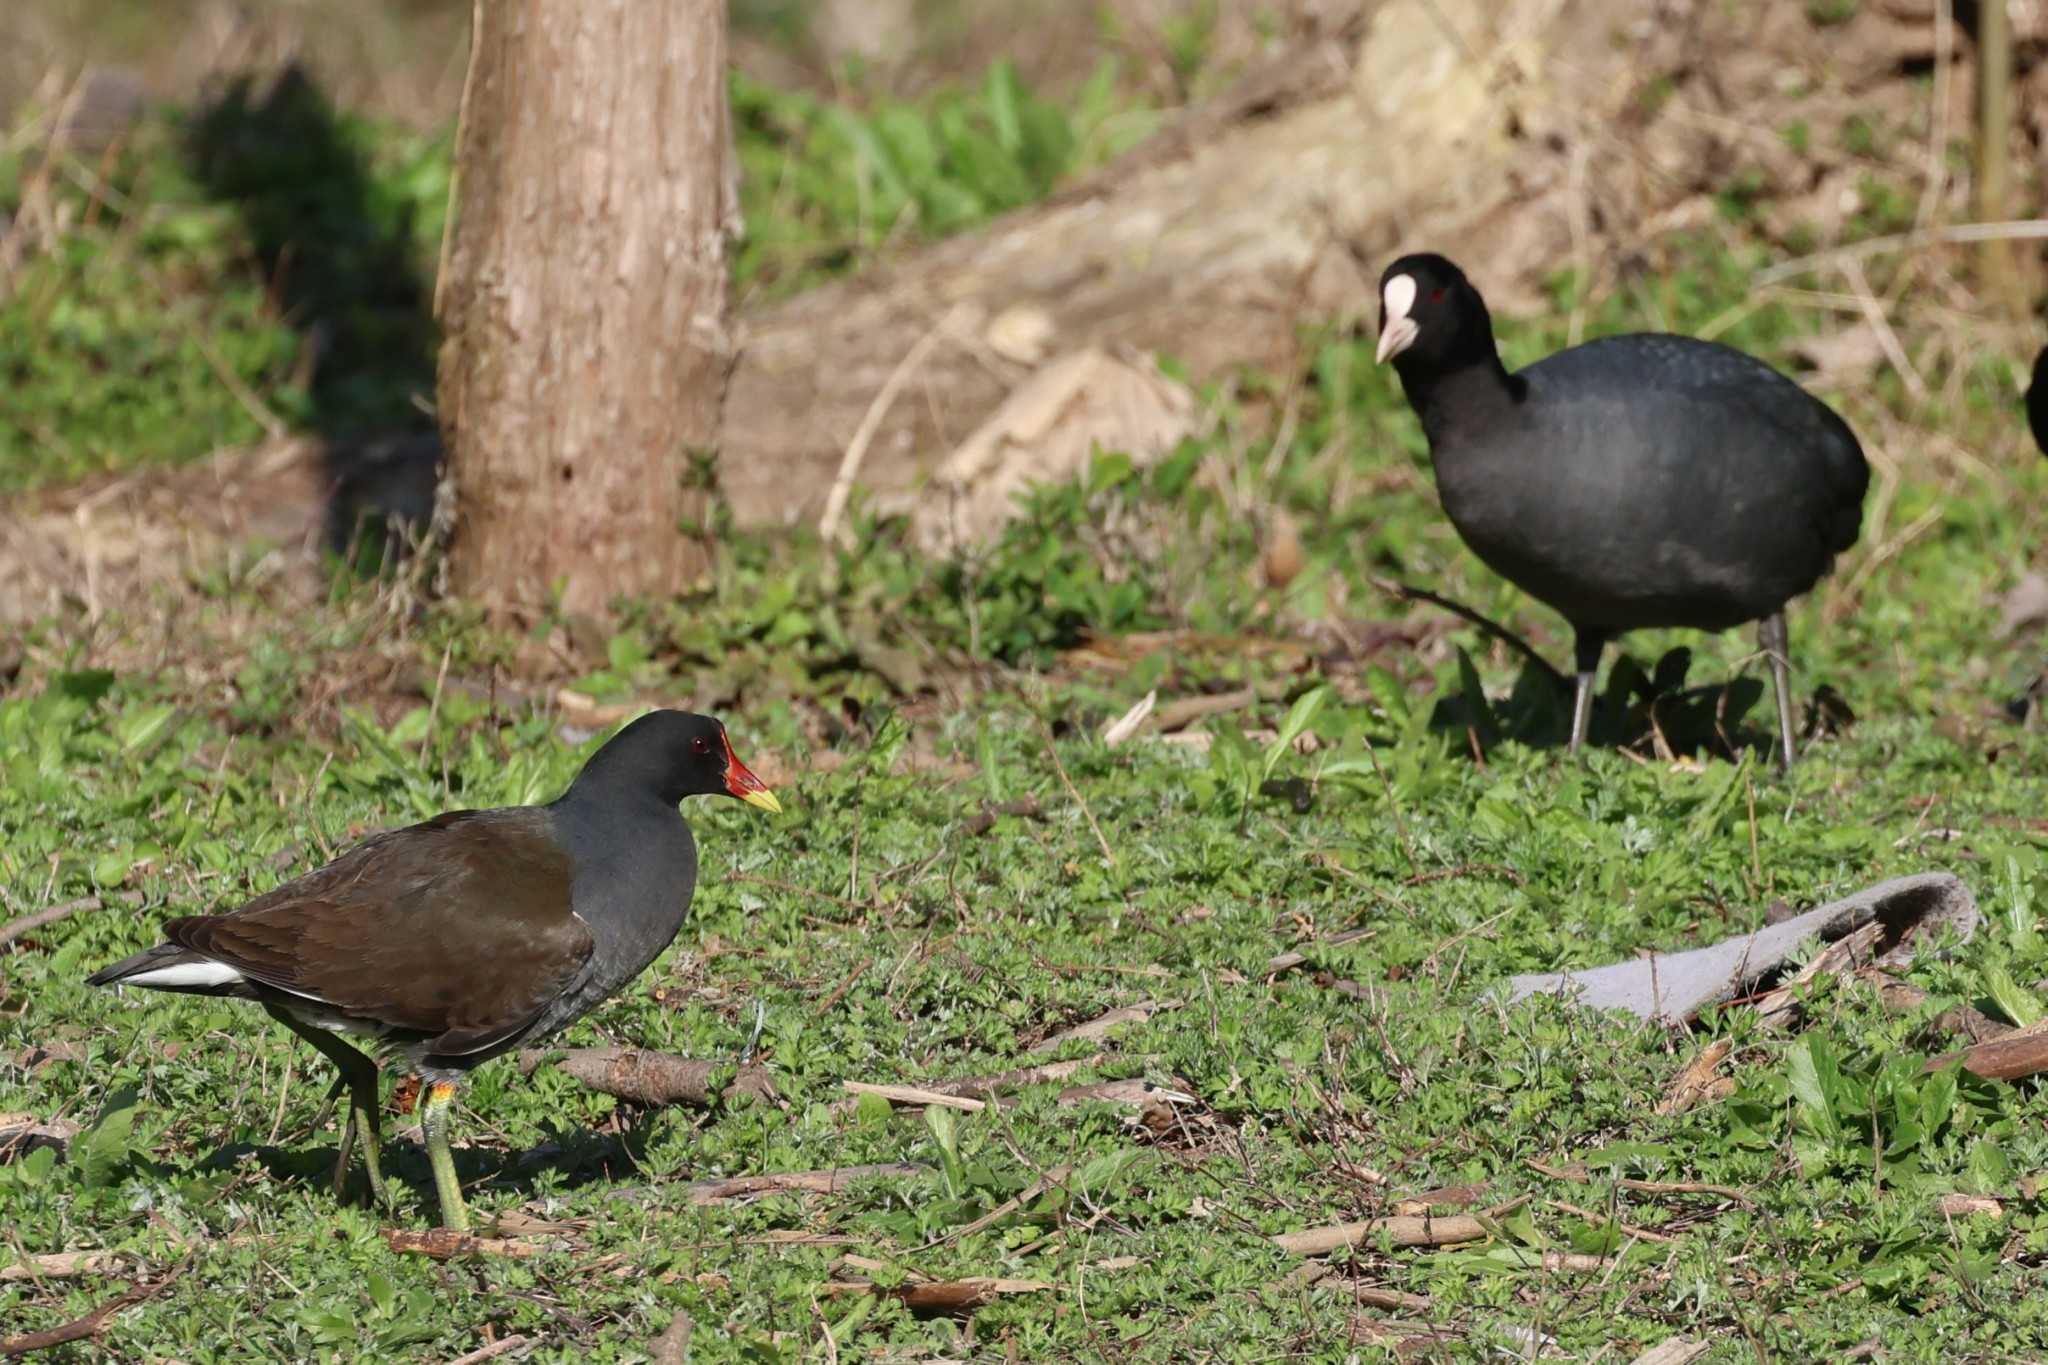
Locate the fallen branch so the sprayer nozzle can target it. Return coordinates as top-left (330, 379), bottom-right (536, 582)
top-left (0, 1254), bottom-right (187, 1358)
top-left (1755, 921), bottom-right (1887, 1026)
top-left (1391, 1182), bottom-right (1489, 1215)
top-left (0, 1251), bottom-right (123, 1283)
top-left (648, 1311), bottom-right (692, 1365)
top-left (1273, 1214), bottom-right (1488, 1257)
top-left (940, 1163), bottom-right (1075, 1244)
top-left (922, 1055), bottom-right (1102, 1100)
top-left (827, 1056), bottom-right (1103, 1118)
top-left (0, 895), bottom-right (102, 951)
top-left (1324, 1283), bottom-right (1431, 1312)
top-left (1527, 1159), bottom-right (1585, 1182)
top-left (536, 1048), bottom-right (779, 1107)
top-left (1056, 1078), bottom-right (1199, 1109)
top-left (447, 1334), bottom-right (538, 1365)
top-left (818, 1277), bottom-right (1051, 1313)
top-left (1926, 1022), bottom-right (2048, 1082)
top-left (1042, 721), bottom-right (1115, 867)
top-left (1858, 969), bottom-right (2010, 1044)
top-left (961, 795), bottom-right (1044, 836)
top-left (1272, 1196), bottom-right (1529, 1257)
top-left (1935, 1193), bottom-right (2003, 1218)
top-left (1031, 1000), bottom-right (1179, 1053)
top-left (1548, 1199), bottom-right (1676, 1245)
top-left (1267, 925), bottom-right (1374, 977)
top-left (1152, 687), bottom-right (1258, 733)
top-left (383, 1229), bottom-right (538, 1260)
top-left (1628, 1339), bottom-right (1710, 1365)
top-left (679, 1162), bottom-right (930, 1205)
top-left (842, 1082), bottom-right (986, 1112)
top-left (1616, 1178), bottom-right (1755, 1207)
top-left (1290, 1265), bottom-right (1431, 1312)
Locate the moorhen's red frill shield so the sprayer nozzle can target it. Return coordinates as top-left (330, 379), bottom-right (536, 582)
top-left (87, 710), bottom-right (780, 1230)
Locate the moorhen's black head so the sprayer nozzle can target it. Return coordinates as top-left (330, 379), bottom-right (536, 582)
top-left (1373, 253), bottom-right (1500, 377)
top-left (563, 710), bottom-right (780, 811)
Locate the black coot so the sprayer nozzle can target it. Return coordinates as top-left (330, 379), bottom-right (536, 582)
top-left (1374, 254), bottom-right (1869, 766)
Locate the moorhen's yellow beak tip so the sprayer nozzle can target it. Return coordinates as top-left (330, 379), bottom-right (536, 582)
top-left (739, 787), bottom-right (783, 815)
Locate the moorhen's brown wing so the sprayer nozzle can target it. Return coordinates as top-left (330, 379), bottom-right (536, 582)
top-left (165, 808), bottom-right (594, 1056)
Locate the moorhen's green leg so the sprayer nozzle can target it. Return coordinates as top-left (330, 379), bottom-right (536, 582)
top-left (265, 1005), bottom-right (389, 1209)
top-left (420, 1081), bottom-right (470, 1233)
top-left (1568, 628), bottom-right (1607, 754)
top-left (1758, 611), bottom-right (1799, 770)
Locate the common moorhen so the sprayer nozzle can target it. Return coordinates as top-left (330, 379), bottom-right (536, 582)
top-left (87, 710), bottom-right (780, 1230)
top-left (1374, 253), bottom-right (1869, 766)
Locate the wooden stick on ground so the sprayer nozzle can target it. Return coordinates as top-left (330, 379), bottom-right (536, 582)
top-left (1272, 1196), bottom-right (1530, 1257)
top-left (0, 1251), bottom-right (125, 1283)
top-left (1926, 1022), bottom-right (2048, 1083)
top-left (680, 1163), bottom-right (931, 1205)
top-left (0, 895), bottom-right (102, 951)
top-left (446, 1334), bottom-right (538, 1365)
top-left (1857, 968), bottom-right (2010, 1045)
top-left (1031, 1001), bottom-right (1178, 1053)
top-left (841, 1082), bottom-right (985, 1112)
top-left (537, 1047), bottom-right (779, 1107)
top-left (818, 1277), bottom-right (1051, 1312)
top-left (0, 1253), bottom-right (189, 1358)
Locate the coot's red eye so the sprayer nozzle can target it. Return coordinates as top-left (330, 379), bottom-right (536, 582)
top-left (1431, 288), bottom-right (1447, 303)
top-left (691, 736), bottom-right (712, 755)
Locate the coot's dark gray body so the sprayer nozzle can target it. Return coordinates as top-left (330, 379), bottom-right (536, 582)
top-left (1375, 254), bottom-right (1869, 765)
top-left (1426, 333), bottom-right (1865, 633)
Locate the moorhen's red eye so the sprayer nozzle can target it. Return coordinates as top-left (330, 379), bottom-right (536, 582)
top-left (691, 736), bottom-right (712, 755)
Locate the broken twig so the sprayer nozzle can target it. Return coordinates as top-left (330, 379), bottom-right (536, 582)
top-left (841, 1082), bottom-right (986, 1112)
top-left (1273, 1197), bottom-right (1528, 1257)
top-left (538, 1047), bottom-right (779, 1107)
top-left (819, 1277), bottom-right (1051, 1312)
top-left (0, 895), bottom-right (102, 951)
top-left (1031, 1000), bottom-right (1178, 1053)
top-left (383, 1229), bottom-right (537, 1260)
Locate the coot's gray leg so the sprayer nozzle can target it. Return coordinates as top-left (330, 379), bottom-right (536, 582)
top-left (1568, 629), bottom-right (1606, 753)
top-left (1759, 611), bottom-right (1798, 770)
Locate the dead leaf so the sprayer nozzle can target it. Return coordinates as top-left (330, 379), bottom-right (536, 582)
top-left (1935, 1193), bottom-right (2003, 1218)
top-left (1655, 1039), bottom-right (1734, 1115)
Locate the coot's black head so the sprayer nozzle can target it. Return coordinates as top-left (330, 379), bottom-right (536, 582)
top-left (1374, 253), bottom-right (1499, 376)
top-left (565, 710), bottom-right (781, 812)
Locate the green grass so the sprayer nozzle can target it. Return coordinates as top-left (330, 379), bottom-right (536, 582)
top-left (7, 19), bottom-right (2048, 1359)
top-left (5, 249), bottom-right (2048, 1358)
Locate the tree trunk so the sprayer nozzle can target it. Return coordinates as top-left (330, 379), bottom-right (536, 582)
top-left (437, 1), bottom-right (735, 621)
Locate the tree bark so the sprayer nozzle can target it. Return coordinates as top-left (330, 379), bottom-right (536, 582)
top-left (437, 1), bottom-right (735, 620)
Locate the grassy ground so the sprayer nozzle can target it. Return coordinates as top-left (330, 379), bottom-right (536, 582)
top-left (8, 16), bottom-right (2048, 1365)
top-left (3, 267), bottom-right (2048, 1359)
